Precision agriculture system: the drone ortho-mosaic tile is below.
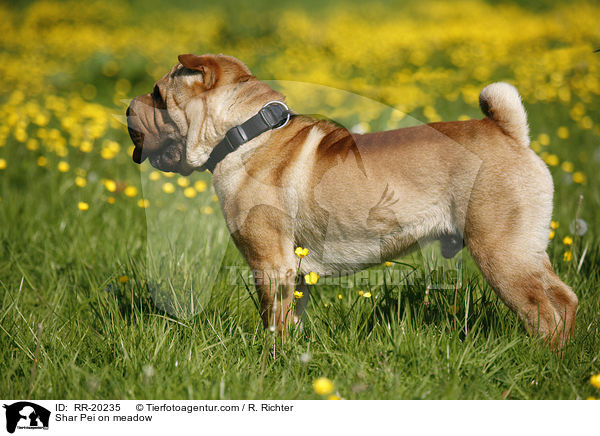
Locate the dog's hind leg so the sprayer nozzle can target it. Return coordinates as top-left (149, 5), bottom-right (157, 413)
top-left (542, 253), bottom-right (578, 343)
top-left (465, 222), bottom-right (577, 348)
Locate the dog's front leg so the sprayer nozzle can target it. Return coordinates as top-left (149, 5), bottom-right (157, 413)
top-left (251, 264), bottom-right (297, 336)
top-left (232, 204), bottom-right (298, 336)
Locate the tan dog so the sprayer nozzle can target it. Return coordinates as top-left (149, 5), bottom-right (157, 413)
top-left (127, 53), bottom-right (578, 347)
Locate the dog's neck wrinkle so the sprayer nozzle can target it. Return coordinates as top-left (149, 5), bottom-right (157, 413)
top-left (204, 87), bottom-right (285, 172)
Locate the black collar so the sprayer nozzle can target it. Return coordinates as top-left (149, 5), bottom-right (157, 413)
top-left (202, 101), bottom-right (292, 173)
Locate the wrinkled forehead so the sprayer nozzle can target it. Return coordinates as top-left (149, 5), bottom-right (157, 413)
top-left (154, 64), bottom-right (183, 88)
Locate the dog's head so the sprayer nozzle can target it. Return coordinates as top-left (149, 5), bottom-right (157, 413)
top-left (126, 54), bottom-right (283, 174)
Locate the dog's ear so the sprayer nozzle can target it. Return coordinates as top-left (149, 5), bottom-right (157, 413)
top-left (178, 54), bottom-right (219, 89)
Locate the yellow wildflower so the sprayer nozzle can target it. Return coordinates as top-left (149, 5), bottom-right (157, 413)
top-left (194, 180), bottom-right (207, 192)
top-left (149, 171), bottom-right (161, 181)
top-left (572, 172), bottom-right (586, 184)
top-left (26, 139), bottom-right (39, 151)
top-left (557, 126), bottom-right (569, 139)
top-left (184, 187), bottom-right (196, 198)
top-left (162, 182), bottom-right (175, 194)
top-left (293, 290), bottom-right (304, 299)
top-left (548, 230), bottom-right (555, 240)
top-left (363, 292), bottom-right (372, 298)
top-left (0, 159), bottom-right (6, 170)
top-left (563, 251), bottom-right (572, 262)
top-left (337, 294), bottom-right (342, 300)
top-left (561, 161), bottom-right (574, 173)
top-left (358, 290), bottom-right (364, 296)
top-left (137, 199), bottom-right (150, 208)
top-left (124, 186), bottom-right (138, 197)
top-left (544, 154), bottom-right (559, 166)
top-left (211, 195), bottom-right (219, 202)
top-left (57, 161), bottom-right (70, 172)
top-left (385, 261), bottom-right (393, 267)
top-left (538, 133), bottom-right (550, 146)
top-left (304, 272), bottom-right (320, 285)
top-left (313, 377), bottom-right (334, 396)
top-left (550, 221), bottom-right (559, 230)
top-left (119, 275), bottom-right (129, 283)
top-left (107, 197), bottom-right (115, 204)
top-left (104, 179), bottom-right (117, 192)
top-left (78, 201), bottom-right (89, 211)
top-left (563, 236), bottom-right (573, 246)
top-left (80, 141), bottom-right (93, 153)
top-left (177, 177), bottom-right (190, 187)
top-left (590, 374), bottom-right (600, 389)
top-left (327, 395), bottom-right (341, 400)
top-left (203, 206), bottom-right (214, 214)
top-left (295, 247), bottom-right (309, 258)
top-left (75, 176), bottom-right (87, 187)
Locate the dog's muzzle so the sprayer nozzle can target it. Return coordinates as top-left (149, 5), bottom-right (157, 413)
top-left (126, 95), bottom-right (192, 174)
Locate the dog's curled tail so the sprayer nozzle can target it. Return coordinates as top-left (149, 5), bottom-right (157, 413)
top-left (479, 82), bottom-right (529, 147)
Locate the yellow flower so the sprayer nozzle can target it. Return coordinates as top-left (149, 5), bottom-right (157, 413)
top-left (107, 197), bottom-right (115, 204)
top-left (313, 377), bottom-right (334, 396)
top-left (557, 126), bottom-right (569, 139)
top-left (385, 261), bottom-right (393, 267)
top-left (26, 139), bottom-right (39, 151)
top-left (563, 236), bottom-right (573, 246)
top-left (590, 374), bottom-right (600, 389)
top-left (78, 201), bottom-right (89, 211)
top-left (538, 133), bottom-right (550, 146)
top-left (194, 180), bottom-right (207, 192)
top-left (184, 187), bottom-right (196, 198)
top-left (363, 292), bottom-right (372, 298)
top-left (358, 290), bottom-right (364, 296)
top-left (548, 230), bottom-right (555, 240)
top-left (75, 176), bottom-right (87, 187)
top-left (550, 221), bottom-right (559, 230)
top-left (211, 195), bottom-right (219, 202)
top-left (563, 251), bottom-right (573, 262)
top-left (587, 397), bottom-right (596, 400)
top-left (203, 206), bottom-right (214, 214)
top-left (124, 186), bottom-right (138, 197)
top-left (544, 154), bottom-right (559, 166)
top-left (561, 161), bottom-right (574, 173)
top-left (293, 290), bottom-right (304, 299)
top-left (162, 182), bottom-right (175, 194)
top-left (119, 275), bottom-right (129, 283)
top-left (104, 179), bottom-right (117, 192)
top-left (57, 161), bottom-right (70, 172)
top-left (572, 172), bottom-right (586, 184)
top-left (0, 159), bottom-right (6, 170)
top-left (304, 271), bottom-right (320, 285)
top-left (327, 394), bottom-right (341, 400)
top-left (177, 177), bottom-right (190, 187)
top-left (295, 247), bottom-right (309, 258)
top-left (149, 171), bottom-right (161, 181)
top-left (80, 141), bottom-right (93, 153)
top-left (137, 199), bottom-right (150, 208)
top-left (337, 294), bottom-right (342, 300)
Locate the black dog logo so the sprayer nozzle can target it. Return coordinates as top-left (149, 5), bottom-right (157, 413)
top-left (3, 402), bottom-right (50, 433)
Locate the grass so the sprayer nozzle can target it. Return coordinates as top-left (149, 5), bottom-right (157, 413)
top-left (1, 0), bottom-right (600, 400)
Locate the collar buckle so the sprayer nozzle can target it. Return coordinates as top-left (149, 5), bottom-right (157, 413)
top-left (261, 101), bottom-right (291, 130)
